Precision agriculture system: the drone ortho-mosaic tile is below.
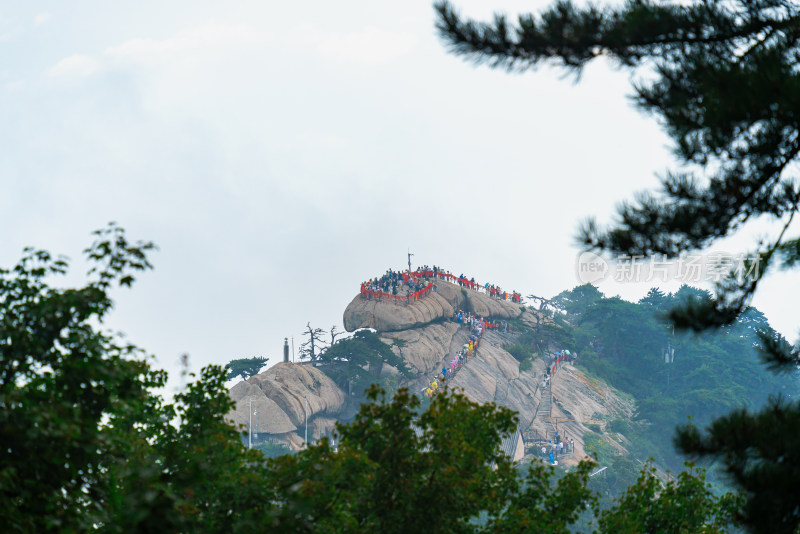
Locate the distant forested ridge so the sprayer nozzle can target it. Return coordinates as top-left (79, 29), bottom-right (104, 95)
top-left (543, 284), bottom-right (799, 471)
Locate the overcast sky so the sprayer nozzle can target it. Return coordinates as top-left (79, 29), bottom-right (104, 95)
top-left (4, 0), bottom-right (799, 392)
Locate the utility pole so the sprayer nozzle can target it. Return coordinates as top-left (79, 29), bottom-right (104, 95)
top-left (407, 249), bottom-right (414, 273)
top-left (665, 324), bottom-right (675, 387)
top-left (291, 336), bottom-right (295, 363)
top-left (248, 398), bottom-right (253, 449)
top-left (303, 397), bottom-right (309, 447)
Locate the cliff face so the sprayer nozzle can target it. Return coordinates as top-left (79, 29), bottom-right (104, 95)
top-left (229, 278), bottom-right (635, 465)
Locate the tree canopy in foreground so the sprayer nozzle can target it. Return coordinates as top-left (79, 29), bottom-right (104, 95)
top-left (435, 1), bottom-right (800, 531)
top-left (1, 226), bottom-right (742, 532)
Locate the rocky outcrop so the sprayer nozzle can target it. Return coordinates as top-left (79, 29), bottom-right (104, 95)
top-left (379, 322), bottom-right (463, 375)
top-left (230, 278), bottom-right (635, 463)
top-left (447, 341), bottom-right (545, 431)
top-left (343, 290), bottom-right (454, 332)
top-left (343, 279), bottom-right (523, 332)
top-left (463, 290), bottom-right (523, 320)
top-left (378, 318), bottom-right (636, 467)
top-left (228, 383), bottom-right (296, 434)
top-left (382, 321), bottom-right (546, 431)
top-left (228, 363), bottom-right (351, 447)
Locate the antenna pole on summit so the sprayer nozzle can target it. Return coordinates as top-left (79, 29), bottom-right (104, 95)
top-left (408, 250), bottom-right (414, 273)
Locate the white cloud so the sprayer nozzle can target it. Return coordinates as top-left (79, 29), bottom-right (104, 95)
top-left (45, 23), bottom-right (269, 83)
top-left (47, 54), bottom-right (101, 78)
top-left (33, 12), bottom-right (52, 26)
top-left (105, 23), bottom-right (267, 65)
top-left (317, 25), bottom-right (416, 66)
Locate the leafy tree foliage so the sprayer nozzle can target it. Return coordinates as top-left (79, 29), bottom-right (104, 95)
top-left (1, 227), bottom-right (749, 533)
top-left (639, 287), bottom-right (671, 313)
top-left (435, 1), bottom-right (800, 529)
top-left (225, 356), bottom-right (269, 381)
top-left (552, 284), bottom-right (603, 318)
top-left (1, 224), bottom-right (158, 531)
top-left (0, 226), bottom-right (276, 532)
top-left (254, 440), bottom-right (294, 458)
top-left (486, 460), bottom-right (597, 533)
top-left (598, 463), bottom-right (743, 534)
top-left (505, 343), bottom-right (532, 363)
top-left (263, 385), bottom-right (603, 534)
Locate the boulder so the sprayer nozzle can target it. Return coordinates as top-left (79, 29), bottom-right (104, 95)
top-left (463, 291), bottom-right (522, 319)
top-left (229, 380), bottom-right (262, 403)
top-left (430, 279), bottom-right (521, 319)
top-left (343, 279), bottom-right (523, 333)
top-left (275, 431), bottom-right (305, 450)
top-left (227, 391), bottom-right (296, 434)
top-left (310, 416), bottom-right (340, 440)
top-left (230, 363), bottom-right (347, 430)
top-left (550, 364), bottom-right (634, 424)
top-left (343, 291), bottom-right (454, 332)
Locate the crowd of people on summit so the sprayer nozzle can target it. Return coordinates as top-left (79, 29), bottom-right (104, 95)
top-left (360, 265), bottom-right (522, 304)
top-left (361, 268), bottom-right (430, 297)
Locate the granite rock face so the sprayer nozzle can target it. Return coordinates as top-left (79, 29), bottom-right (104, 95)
top-left (379, 322), bottom-right (463, 375)
top-left (228, 383), bottom-right (296, 434)
top-left (342, 291), bottom-right (455, 332)
top-left (343, 279), bottom-right (523, 332)
top-left (227, 363), bottom-right (349, 447)
top-left (231, 280), bottom-right (634, 465)
top-left (531, 364), bottom-right (636, 464)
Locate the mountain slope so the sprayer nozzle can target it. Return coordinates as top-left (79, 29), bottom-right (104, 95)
top-left (229, 277), bottom-right (636, 469)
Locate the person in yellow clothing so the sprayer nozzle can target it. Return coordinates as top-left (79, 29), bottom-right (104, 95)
top-left (425, 387), bottom-right (432, 397)
top-left (432, 379), bottom-right (438, 391)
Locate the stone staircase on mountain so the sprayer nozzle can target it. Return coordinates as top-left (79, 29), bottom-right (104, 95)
top-left (536, 382), bottom-right (552, 422)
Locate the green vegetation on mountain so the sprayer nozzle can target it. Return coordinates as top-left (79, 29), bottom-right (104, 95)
top-left (2, 227), bottom-right (753, 532)
top-left (226, 356), bottom-right (269, 381)
top-left (436, 1), bottom-right (800, 528)
top-left (547, 284), bottom-right (800, 474)
top-left (317, 330), bottom-right (413, 397)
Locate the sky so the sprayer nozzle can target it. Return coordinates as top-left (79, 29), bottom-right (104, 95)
top-left (4, 0), bottom-right (800, 392)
